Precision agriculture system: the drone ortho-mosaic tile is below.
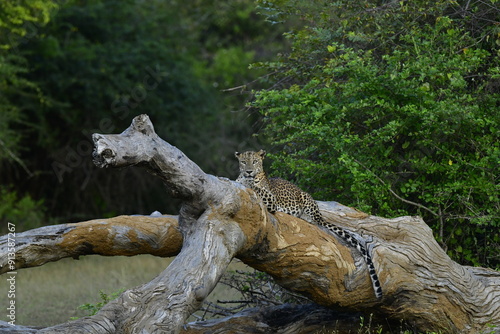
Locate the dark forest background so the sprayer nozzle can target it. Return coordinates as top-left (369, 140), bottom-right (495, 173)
top-left (1, 0), bottom-right (499, 268)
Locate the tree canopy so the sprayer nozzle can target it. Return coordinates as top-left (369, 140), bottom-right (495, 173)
top-left (0, 0), bottom-right (287, 229)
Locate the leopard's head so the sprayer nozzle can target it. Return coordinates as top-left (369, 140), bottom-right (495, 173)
top-left (235, 150), bottom-right (266, 179)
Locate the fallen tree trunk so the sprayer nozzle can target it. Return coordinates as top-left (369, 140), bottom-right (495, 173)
top-left (0, 114), bottom-right (499, 333)
top-left (0, 303), bottom-right (367, 334)
top-left (182, 303), bottom-right (365, 334)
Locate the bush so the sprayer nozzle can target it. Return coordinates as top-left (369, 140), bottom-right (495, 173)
top-left (72, 289), bottom-right (125, 319)
top-left (252, 1), bottom-right (500, 268)
top-left (0, 186), bottom-right (46, 232)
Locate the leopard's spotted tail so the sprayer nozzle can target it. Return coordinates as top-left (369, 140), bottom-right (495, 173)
top-left (321, 220), bottom-right (383, 299)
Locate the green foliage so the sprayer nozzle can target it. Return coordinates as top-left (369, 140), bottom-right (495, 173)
top-left (0, 186), bottom-right (46, 232)
top-left (357, 314), bottom-right (383, 334)
top-left (0, 54), bottom-right (25, 161)
top-left (0, 0), bottom-right (58, 163)
top-left (0, 0), bottom-right (57, 50)
top-left (72, 289), bottom-right (125, 319)
top-left (0, 0), bottom-right (288, 222)
top-left (252, 1), bottom-right (500, 267)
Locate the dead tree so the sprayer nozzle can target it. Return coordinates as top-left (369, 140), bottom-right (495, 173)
top-left (0, 114), bottom-right (499, 334)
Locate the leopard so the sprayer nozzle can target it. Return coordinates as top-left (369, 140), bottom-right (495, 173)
top-left (235, 149), bottom-right (383, 299)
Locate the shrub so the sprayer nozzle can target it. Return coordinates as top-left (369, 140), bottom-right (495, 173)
top-left (252, 1), bottom-right (500, 268)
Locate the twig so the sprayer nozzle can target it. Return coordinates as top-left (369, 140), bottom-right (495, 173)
top-left (353, 158), bottom-right (439, 217)
top-left (0, 138), bottom-right (33, 177)
top-left (221, 71), bottom-right (279, 93)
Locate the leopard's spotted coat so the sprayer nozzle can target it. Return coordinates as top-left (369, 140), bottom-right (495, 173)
top-left (235, 150), bottom-right (383, 299)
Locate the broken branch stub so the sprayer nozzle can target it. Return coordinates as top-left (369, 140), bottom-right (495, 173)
top-left (92, 114), bottom-right (207, 200)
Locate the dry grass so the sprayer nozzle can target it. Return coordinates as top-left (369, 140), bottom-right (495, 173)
top-left (0, 255), bottom-right (248, 327)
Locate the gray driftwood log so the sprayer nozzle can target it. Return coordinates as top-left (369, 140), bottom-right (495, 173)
top-left (0, 114), bottom-right (499, 334)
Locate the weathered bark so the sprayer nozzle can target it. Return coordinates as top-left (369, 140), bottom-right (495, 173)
top-left (0, 114), bottom-right (498, 333)
top-left (0, 304), bottom-right (363, 334)
top-left (0, 215), bottom-right (182, 274)
top-left (183, 303), bottom-right (366, 334)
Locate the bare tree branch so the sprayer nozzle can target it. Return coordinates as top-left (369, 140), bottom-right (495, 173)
top-left (0, 215), bottom-right (181, 274)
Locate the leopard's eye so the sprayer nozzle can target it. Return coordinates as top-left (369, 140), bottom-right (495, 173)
top-left (253, 160), bottom-right (258, 164)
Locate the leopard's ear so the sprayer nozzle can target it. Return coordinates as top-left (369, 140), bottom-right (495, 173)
top-left (258, 149), bottom-right (266, 158)
top-left (235, 152), bottom-right (241, 158)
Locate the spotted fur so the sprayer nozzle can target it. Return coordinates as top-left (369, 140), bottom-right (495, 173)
top-left (235, 150), bottom-right (383, 299)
